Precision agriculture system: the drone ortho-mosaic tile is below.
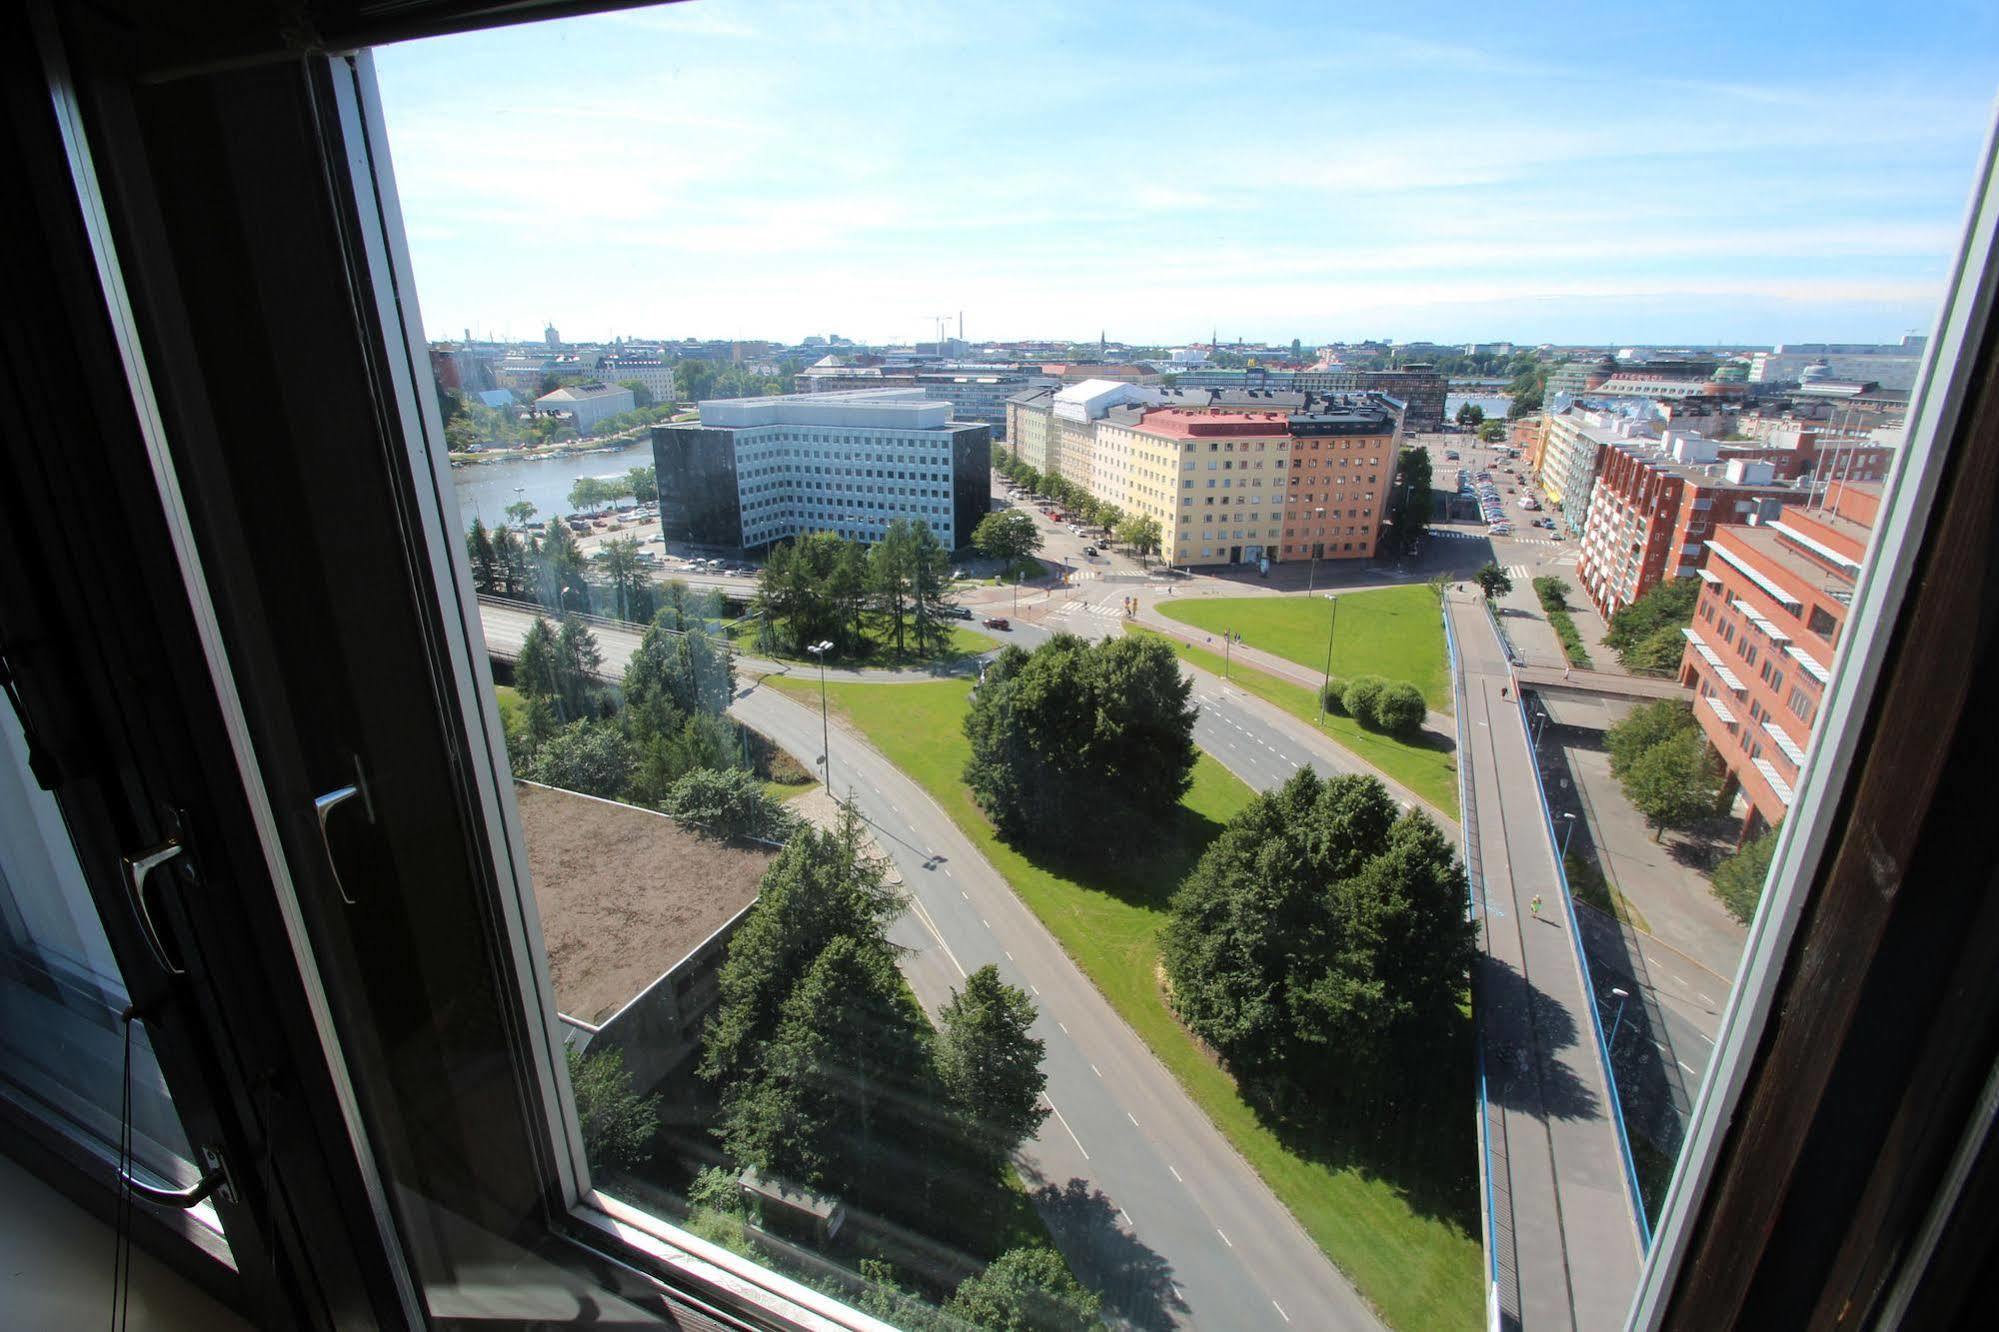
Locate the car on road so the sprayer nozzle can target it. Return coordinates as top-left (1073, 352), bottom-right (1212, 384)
top-left (1084, 545), bottom-right (1099, 556)
top-left (982, 616), bottom-right (1010, 630)
top-left (942, 604), bottom-right (973, 619)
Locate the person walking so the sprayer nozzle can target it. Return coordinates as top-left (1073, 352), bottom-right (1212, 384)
top-left (1530, 894), bottom-right (1543, 919)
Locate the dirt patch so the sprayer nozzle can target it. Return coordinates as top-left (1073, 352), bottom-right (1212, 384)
top-left (516, 781), bottom-right (775, 1024)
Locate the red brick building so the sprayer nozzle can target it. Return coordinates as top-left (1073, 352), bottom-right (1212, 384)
top-left (1574, 435), bottom-right (1802, 619)
top-left (1678, 484), bottom-right (1876, 839)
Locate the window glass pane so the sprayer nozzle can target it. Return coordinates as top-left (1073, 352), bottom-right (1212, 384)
top-left (0, 703), bottom-right (206, 1205)
top-left (367, 4), bottom-right (1999, 1329)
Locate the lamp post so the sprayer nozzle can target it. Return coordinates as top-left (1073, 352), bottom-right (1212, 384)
top-left (1305, 508), bottom-right (1326, 593)
top-left (1560, 811), bottom-right (1577, 859)
top-left (1013, 572), bottom-right (1021, 615)
top-left (1317, 594), bottom-right (1341, 726)
top-left (1222, 630), bottom-right (1233, 680)
top-left (1533, 711), bottom-right (1548, 748)
top-left (806, 640), bottom-right (834, 796)
top-left (1606, 986), bottom-right (1631, 1050)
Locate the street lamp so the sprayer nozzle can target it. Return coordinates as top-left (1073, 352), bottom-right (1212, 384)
top-left (1606, 986), bottom-right (1631, 1050)
top-left (1013, 571), bottom-right (1022, 615)
top-left (1317, 594), bottom-right (1341, 726)
top-left (1305, 508), bottom-right (1326, 593)
top-left (1533, 711), bottom-right (1548, 748)
top-left (1222, 629), bottom-right (1233, 680)
top-left (1560, 811), bottom-right (1577, 859)
top-left (806, 640), bottom-right (834, 796)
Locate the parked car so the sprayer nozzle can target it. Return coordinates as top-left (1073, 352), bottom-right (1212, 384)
top-left (943, 604), bottom-right (973, 619)
top-left (1084, 545), bottom-right (1099, 556)
top-left (982, 617), bottom-right (1011, 630)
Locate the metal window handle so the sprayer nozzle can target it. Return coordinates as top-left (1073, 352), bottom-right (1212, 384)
top-left (122, 835), bottom-right (188, 977)
top-left (313, 755), bottom-right (375, 907)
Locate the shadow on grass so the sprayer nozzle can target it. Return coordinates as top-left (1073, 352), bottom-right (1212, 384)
top-left (996, 800), bottom-right (1230, 915)
top-left (1021, 1175), bottom-right (1187, 1331)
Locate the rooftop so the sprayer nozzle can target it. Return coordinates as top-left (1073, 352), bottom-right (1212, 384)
top-left (536, 381), bottom-right (632, 403)
top-left (1134, 409), bottom-right (1293, 439)
top-left (516, 782), bottom-right (773, 1026)
top-left (1712, 522), bottom-right (1858, 606)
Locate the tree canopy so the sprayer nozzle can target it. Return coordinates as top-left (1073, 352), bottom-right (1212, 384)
top-left (566, 1046), bottom-right (660, 1174)
top-left (962, 634), bottom-right (1197, 852)
top-left (1712, 829), bottom-right (1776, 924)
top-left (936, 965), bottom-right (1048, 1169)
top-left (1624, 728), bottom-right (1722, 840)
top-left (1605, 577), bottom-right (1700, 676)
top-left (1385, 446), bottom-right (1433, 556)
top-left (1162, 770), bottom-right (1473, 1110)
top-left (1476, 562), bottom-right (1513, 599)
top-left (972, 509), bottom-right (1043, 565)
top-left (946, 1246), bottom-right (1101, 1332)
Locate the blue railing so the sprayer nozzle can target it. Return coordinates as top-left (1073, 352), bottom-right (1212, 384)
top-left (1502, 668), bottom-right (1653, 1249)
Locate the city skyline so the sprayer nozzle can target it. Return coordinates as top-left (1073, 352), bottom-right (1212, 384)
top-left (377, 0), bottom-right (1999, 347)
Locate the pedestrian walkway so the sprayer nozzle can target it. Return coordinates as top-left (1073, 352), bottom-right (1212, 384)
top-left (1449, 586), bottom-right (1645, 1331)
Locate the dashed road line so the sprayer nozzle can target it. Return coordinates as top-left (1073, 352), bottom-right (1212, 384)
top-left (1217, 1228), bottom-right (1233, 1248)
top-left (1273, 1300), bottom-right (1292, 1323)
top-left (1127, 1111), bottom-right (1140, 1128)
top-left (1168, 1165), bottom-right (1183, 1183)
top-left (1043, 1096), bottom-right (1089, 1161)
top-left (1092, 1064), bottom-right (1103, 1078)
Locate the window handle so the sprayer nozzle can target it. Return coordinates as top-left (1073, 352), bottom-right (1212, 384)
top-left (122, 828), bottom-right (188, 977)
top-left (313, 755), bottom-right (375, 907)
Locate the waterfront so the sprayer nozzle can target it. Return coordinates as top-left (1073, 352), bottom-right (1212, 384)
top-left (1445, 391), bottom-right (1513, 420)
top-left (452, 440), bottom-right (650, 531)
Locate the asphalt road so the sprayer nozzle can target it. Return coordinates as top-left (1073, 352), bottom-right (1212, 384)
top-left (732, 684), bottom-right (1379, 1332)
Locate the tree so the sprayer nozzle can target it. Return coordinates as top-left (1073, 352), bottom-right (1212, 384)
top-left (514, 616), bottom-right (563, 703)
top-left (1117, 513), bottom-right (1162, 566)
top-left (524, 719), bottom-right (634, 799)
top-left (1370, 681), bottom-right (1428, 736)
top-left (626, 464), bottom-right (657, 504)
top-left (1342, 674), bottom-right (1388, 723)
top-left (1605, 577), bottom-right (1700, 676)
top-left (504, 498), bottom-right (538, 528)
top-left (1385, 446), bottom-right (1433, 556)
top-left (536, 519), bottom-right (592, 612)
top-left (905, 520), bottom-right (954, 656)
top-left (973, 510), bottom-right (1042, 568)
top-left (569, 475), bottom-right (614, 513)
top-left (1712, 829), bottom-right (1777, 925)
top-left (554, 615), bottom-right (605, 721)
top-left (624, 616), bottom-right (733, 734)
top-left (1161, 770), bottom-right (1473, 1109)
top-left (1606, 700), bottom-right (1700, 780)
top-left (1625, 729), bottom-right (1722, 840)
top-left (1095, 502), bottom-right (1125, 535)
top-left (947, 1247), bottom-right (1100, 1332)
top-left (1476, 561), bottom-right (1512, 599)
top-left (618, 379), bottom-right (655, 409)
top-left (962, 634), bottom-right (1196, 852)
top-left (673, 358), bottom-right (717, 402)
top-left (867, 521), bottom-right (916, 655)
top-left (1478, 419), bottom-right (1507, 443)
top-left (566, 1046), bottom-right (660, 1174)
top-left (600, 535), bottom-right (648, 621)
top-left (1455, 402), bottom-right (1485, 429)
top-left (936, 966), bottom-right (1047, 1168)
top-left (465, 518), bottom-right (497, 594)
top-left (661, 767), bottom-right (801, 842)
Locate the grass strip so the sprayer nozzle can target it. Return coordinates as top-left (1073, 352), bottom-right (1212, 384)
top-left (1125, 625), bottom-right (1459, 820)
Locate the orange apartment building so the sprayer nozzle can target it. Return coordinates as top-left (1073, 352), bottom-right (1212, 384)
top-left (1679, 483), bottom-right (1877, 840)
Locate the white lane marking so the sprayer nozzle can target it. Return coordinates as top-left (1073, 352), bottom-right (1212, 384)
top-left (981, 918), bottom-right (991, 929)
top-left (1168, 1165), bottom-right (1183, 1183)
top-left (1004, 950), bottom-right (1014, 962)
top-left (1092, 1064), bottom-right (1103, 1077)
top-left (1217, 1228), bottom-right (1233, 1248)
top-left (1044, 1096), bottom-right (1089, 1161)
top-left (1058, 1021), bottom-right (1069, 1034)
top-left (1030, 984), bottom-right (1040, 996)
top-left (942, 866), bottom-right (953, 878)
top-left (1119, 1208), bottom-right (1132, 1227)
top-left (1679, 1059), bottom-right (1698, 1075)
top-left (907, 897), bottom-right (968, 979)
top-left (1273, 1300), bottom-right (1292, 1323)
top-left (1695, 1029), bottom-right (1714, 1045)
top-left (1670, 974), bottom-right (1688, 987)
top-left (960, 890), bottom-right (968, 900)
top-left (1127, 1112), bottom-right (1140, 1128)
top-left (1697, 991), bottom-right (1715, 1004)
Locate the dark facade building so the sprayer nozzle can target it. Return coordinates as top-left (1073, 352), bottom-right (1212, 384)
top-left (653, 389), bottom-right (991, 555)
top-left (1293, 366), bottom-right (1447, 430)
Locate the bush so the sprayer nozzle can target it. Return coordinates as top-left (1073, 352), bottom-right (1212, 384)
top-left (1370, 682), bottom-right (1427, 736)
top-left (661, 766), bottom-right (801, 842)
top-left (1342, 674), bottom-right (1389, 723)
top-left (1322, 677), bottom-right (1349, 716)
top-left (1712, 830), bottom-right (1777, 925)
top-left (1532, 576), bottom-right (1570, 613)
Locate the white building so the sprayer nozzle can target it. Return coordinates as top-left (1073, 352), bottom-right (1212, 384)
top-left (534, 382), bottom-right (636, 433)
top-left (653, 389), bottom-right (991, 554)
top-left (594, 356), bottom-right (677, 405)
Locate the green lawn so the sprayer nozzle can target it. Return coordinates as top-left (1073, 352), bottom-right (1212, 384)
top-left (762, 677), bottom-right (1480, 1331)
top-left (724, 618), bottom-right (997, 665)
top-left (1157, 584), bottom-right (1451, 712)
top-left (1125, 625), bottom-right (1459, 820)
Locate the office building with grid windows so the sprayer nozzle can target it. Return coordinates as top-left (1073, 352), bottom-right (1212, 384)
top-left (652, 389), bottom-right (990, 555)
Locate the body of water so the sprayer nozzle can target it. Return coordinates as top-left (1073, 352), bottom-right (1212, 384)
top-left (1445, 392), bottom-right (1514, 420)
top-left (452, 441), bottom-right (652, 531)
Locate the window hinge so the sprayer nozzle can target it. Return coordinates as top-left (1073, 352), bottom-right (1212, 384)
top-left (122, 1145), bottom-right (235, 1210)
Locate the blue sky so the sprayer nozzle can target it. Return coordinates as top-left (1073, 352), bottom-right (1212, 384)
top-left (375, 0), bottom-right (1999, 347)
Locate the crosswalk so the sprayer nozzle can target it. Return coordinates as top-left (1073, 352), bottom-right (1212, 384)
top-left (1505, 564), bottom-right (1532, 581)
top-left (1049, 600), bottom-right (1129, 621)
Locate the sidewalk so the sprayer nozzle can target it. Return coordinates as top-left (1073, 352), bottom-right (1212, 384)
top-left (1493, 581), bottom-right (1568, 670)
